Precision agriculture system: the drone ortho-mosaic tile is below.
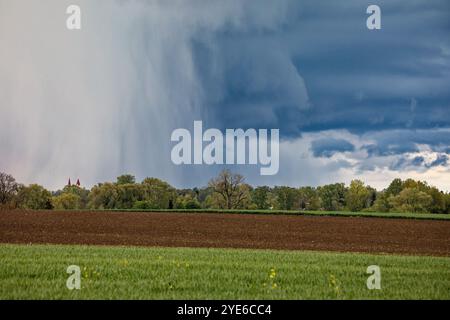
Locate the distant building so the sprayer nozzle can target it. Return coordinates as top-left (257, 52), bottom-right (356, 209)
top-left (67, 178), bottom-right (81, 187)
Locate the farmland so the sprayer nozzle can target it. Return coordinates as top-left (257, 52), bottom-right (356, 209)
top-left (0, 244), bottom-right (449, 299)
top-left (106, 208), bottom-right (450, 221)
top-left (1, 210), bottom-right (449, 299)
top-left (1, 210), bottom-right (450, 255)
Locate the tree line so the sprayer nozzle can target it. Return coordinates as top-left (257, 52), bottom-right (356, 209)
top-left (0, 170), bottom-right (449, 214)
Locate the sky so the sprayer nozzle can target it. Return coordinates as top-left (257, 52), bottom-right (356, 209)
top-left (0, 0), bottom-right (449, 191)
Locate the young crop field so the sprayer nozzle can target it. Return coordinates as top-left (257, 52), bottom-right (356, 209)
top-left (108, 209), bottom-right (450, 221)
top-left (1, 211), bottom-right (449, 300)
top-left (0, 244), bottom-right (449, 300)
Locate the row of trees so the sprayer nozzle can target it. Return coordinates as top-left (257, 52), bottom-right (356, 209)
top-left (1, 171), bottom-right (449, 214)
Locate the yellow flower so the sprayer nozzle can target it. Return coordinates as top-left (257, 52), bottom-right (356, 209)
top-left (269, 268), bottom-right (276, 279)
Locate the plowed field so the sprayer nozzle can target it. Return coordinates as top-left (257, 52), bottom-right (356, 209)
top-left (1, 210), bottom-right (449, 256)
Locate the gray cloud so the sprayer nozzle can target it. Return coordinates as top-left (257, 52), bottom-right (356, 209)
top-left (429, 154), bottom-right (448, 167)
top-left (389, 154), bottom-right (449, 171)
top-left (0, 0), bottom-right (449, 191)
top-left (361, 129), bottom-right (450, 157)
top-left (310, 138), bottom-right (355, 158)
top-left (0, 0), bottom-right (296, 189)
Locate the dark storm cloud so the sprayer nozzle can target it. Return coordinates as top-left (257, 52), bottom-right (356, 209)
top-left (389, 153), bottom-right (448, 170)
top-left (361, 129), bottom-right (450, 157)
top-left (310, 138), bottom-right (355, 158)
top-left (188, 0), bottom-right (450, 174)
top-left (191, 0), bottom-right (450, 140)
top-left (1, 0), bottom-right (449, 190)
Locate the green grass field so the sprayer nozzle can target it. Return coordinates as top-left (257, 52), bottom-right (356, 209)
top-left (1, 244), bottom-right (449, 299)
top-left (105, 209), bottom-right (450, 221)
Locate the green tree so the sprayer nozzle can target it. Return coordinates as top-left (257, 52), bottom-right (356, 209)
top-left (89, 181), bottom-right (145, 209)
top-left (141, 178), bottom-right (177, 209)
top-left (52, 193), bottom-right (81, 210)
top-left (54, 185), bottom-right (90, 209)
top-left (195, 187), bottom-right (213, 208)
top-left (175, 193), bottom-right (201, 209)
top-left (116, 174), bottom-right (136, 185)
top-left (317, 183), bottom-right (347, 211)
top-left (87, 183), bottom-right (120, 209)
top-left (389, 187), bottom-right (433, 213)
top-left (273, 186), bottom-right (298, 210)
top-left (251, 186), bottom-right (271, 210)
top-left (133, 200), bottom-right (158, 210)
top-left (385, 178), bottom-right (403, 197)
top-left (346, 180), bottom-right (372, 212)
top-left (445, 193), bottom-right (450, 214)
top-left (298, 187), bottom-right (321, 210)
top-left (427, 187), bottom-right (446, 213)
top-left (204, 192), bottom-right (225, 209)
top-left (402, 179), bottom-right (428, 190)
top-left (116, 183), bottom-right (143, 209)
top-left (371, 191), bottom-right (391, 212)
top-left (16, 184), bottom-right (53, 210)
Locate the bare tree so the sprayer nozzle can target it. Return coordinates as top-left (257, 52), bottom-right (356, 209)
top-left (208, 170), bottom-right (248, 209)
top-left (0, 172), bottom-right (19, 205)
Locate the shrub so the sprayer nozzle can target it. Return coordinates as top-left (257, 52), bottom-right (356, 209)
top-left (52, 193), bottom-right (81, 210)
top-left (16, 184), bottom-right (53, 210)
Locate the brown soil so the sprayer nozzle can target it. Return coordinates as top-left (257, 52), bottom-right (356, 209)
top-left (0, 210), bottom-right (449, 256)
